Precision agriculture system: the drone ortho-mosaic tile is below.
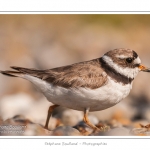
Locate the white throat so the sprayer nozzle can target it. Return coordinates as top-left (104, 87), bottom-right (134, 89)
top-left (102, 55), bottom-right (140, 79)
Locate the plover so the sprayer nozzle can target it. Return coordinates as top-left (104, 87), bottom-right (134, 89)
top-left (1, 48), bottom-right (150, 131)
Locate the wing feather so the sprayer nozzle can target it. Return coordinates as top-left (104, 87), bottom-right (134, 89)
top-left (2, 59), bottom-right (108, 89)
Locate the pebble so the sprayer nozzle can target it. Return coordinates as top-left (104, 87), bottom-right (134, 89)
top-left (51, 126), bottom-right (82, 136)
top-left (102, 127), bottom-right (132, 136)
top-left (61, 109), bottom-right (83, 126)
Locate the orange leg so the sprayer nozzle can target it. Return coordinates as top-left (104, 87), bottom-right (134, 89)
top-left (83, 108), bottom-right (100, 131)
top-left (44, 105), bottom-right (59, 129)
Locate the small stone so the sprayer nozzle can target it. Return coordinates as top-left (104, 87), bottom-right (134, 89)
top-left (103, 127), bottom-right (132, 136)
top-left (88, 115), bottom-right (99, 125)
top-left (61, 109), bottom-right (83, 126)
top-left (23, 124), bottom-right (52, 136)
top-left (131, 123), bottom-right (150, 136)
top-left (74, 122), bottom-right (93, 135)
top-left (51, 126), bottom-right (82, 136)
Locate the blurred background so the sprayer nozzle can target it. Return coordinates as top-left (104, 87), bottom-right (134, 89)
top-left (0, 15), bottom-right (150, 135)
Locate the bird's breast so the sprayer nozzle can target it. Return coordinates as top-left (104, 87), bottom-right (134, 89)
top-left (25, 75), bottom-right (132, 112)
top-left (43, 77), bottom-right (132, 111)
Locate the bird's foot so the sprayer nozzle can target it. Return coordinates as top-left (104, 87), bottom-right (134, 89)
top-left (92, 123), bottom-right (110, 133)
top-left (97, 123), bottom-right (110, 131)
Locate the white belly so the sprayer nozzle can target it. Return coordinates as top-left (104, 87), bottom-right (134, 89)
top-left (25, 75), bottom-right (132, 111)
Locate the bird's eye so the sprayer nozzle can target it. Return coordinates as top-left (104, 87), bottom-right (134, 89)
top-left (126, 57), bottom-right (133, 63)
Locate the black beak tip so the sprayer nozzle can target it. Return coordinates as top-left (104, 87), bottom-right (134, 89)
top-left (143, 69), bottom-right (150, 72)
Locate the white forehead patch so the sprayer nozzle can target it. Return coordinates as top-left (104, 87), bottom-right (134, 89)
top-left (102, 55), bottom-right (140, 79)
top-left (134, 56), bottom-right (141, 64)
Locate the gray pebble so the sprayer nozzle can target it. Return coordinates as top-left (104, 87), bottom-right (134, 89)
top-left (51, 126), bottom-right (82, 136)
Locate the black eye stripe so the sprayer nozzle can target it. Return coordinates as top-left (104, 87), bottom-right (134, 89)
top-left (134, 64), bottom-right (140, 67)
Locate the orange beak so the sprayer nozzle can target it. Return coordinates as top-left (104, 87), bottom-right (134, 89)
top-left (139, 64), bottom-right (150, 72)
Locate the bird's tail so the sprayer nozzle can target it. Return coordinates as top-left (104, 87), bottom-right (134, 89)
top-left (0, 66), bottom-right (45, 78)
top-left (0, 66), bottom-right (33, 78)
top-left (0, 70), bottom-right (23, 77)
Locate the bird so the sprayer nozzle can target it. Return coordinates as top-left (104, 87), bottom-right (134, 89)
top-left (0, 48), bottom-right (150, 131)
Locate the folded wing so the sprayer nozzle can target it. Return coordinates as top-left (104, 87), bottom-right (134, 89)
top-left (0, 59), bottom-right (107, 89)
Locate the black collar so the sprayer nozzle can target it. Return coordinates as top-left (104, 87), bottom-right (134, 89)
top-left (99, 58), bottom-right (134, 85)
